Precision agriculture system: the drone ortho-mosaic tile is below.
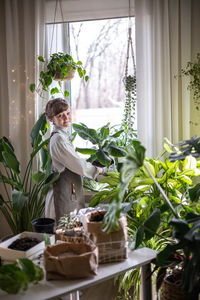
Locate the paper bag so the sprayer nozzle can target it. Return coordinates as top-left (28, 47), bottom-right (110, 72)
top-left (44, 241), bottom-right (98, 280)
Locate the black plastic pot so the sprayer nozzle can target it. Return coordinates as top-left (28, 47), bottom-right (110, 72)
top-left (31, 218), bottom-right (55, 234)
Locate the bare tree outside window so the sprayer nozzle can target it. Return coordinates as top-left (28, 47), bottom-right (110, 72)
top-left (69, 18), bottom-right (135, 129)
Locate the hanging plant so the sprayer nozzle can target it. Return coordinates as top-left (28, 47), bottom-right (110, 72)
top-left (122, 22), bottom-right (137, 145)
top-left (181, 53), bottom-right (200, 109)
top-left (30, 52), bottom-right (89, 99)
top-left (122, 74), bottom-right (137, 144)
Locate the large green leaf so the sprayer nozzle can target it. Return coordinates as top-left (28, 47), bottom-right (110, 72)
top-left (40, 146), bottom-right (49, 170)
top-left (0, 137), bottom-right (15, 162)
top-left (75, 147), bottom-right (97, 155)
top-left (96, 149), bottom-right (111, 167)
top-left (2, 152), bottom-right (20, 174)
top-left (31, 138), bottom-right (50, 159)
top-left (30, 113), bottom-right (48, 147)
top-left (111, 129), bottom-right (124, 138)
top-left (12, 190), bottom-right (28, 212)
top-left (156, 243), bottom-right (179, 266)
top-left (32, 171), bottom-right (45, 184)
top-left (72, 123), bottom-right (99, 145)
top-left (17, 258), bottom-right (44, 283)
top-left (0, 174), bottom-right (22, 190)
top-left (143, 209), bottom-right (161, 240)
top-left (0, 264), bottom-right (28, 294)
top-left (134, 226), bottom-right (144, 249)
top-left (121, 140), bottom-right (146, 183)
top-left (107, 144), bottom-right (127, 157)
top-left (99, 125), bottom-right (109, 141)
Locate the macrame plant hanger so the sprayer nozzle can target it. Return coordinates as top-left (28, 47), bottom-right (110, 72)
top-left (50, 0), bottom-right (66, 56)
top-left (123, 0), bottom-right (137, 142)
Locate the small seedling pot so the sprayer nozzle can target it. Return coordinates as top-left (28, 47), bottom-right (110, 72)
top-left (31, 218), bottom-right (55, 234)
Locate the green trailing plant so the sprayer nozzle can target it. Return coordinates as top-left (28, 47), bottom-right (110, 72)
top-left (0, 258), bottom-right (44, 294)
top-left (72, 122), bottom-right (127, 168)
top-left (181, 53), bottom-right (200, 109)
top-left (30, 52), bottom-right (89, 99)
top-left (0, 113), bottom-right (59, 234)
top-left (122, 75), bottom-right (137, 144)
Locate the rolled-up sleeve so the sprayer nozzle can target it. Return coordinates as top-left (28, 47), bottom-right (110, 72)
top-left (50, 134), bottom-right (99, 179)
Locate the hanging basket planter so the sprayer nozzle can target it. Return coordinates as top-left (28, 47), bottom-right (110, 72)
top-left (54, 67), bottom-right (76, 81)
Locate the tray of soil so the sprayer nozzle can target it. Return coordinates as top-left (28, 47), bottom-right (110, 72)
top-left (8, 237), bottom-right (40, 251)
top-left (0, 231), bottom-right (55, 262)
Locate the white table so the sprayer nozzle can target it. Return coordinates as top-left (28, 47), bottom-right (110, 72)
top-left (0, 247), bottom-right (157, 300)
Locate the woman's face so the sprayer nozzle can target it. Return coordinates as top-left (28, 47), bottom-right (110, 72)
top-left (52, 108), bottom-right (72, 129)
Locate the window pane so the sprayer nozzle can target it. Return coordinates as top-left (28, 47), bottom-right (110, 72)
top-left (69, 18), bottom-right (135, 130)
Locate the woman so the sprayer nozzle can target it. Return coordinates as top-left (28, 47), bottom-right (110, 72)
top-left (45, 98), bottom-right (103, 223)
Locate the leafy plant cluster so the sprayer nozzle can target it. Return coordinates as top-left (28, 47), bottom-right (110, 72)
top-left (87, 138), bottom-right (200, 296)
top-left (72, 122), bottom-right (127, 167)
top-left (0, 258), bottom-right (43, 294)
top-left (0, 114), bottom-right (59, 234)
top-left (30, 52), bottom-right (88, 99)
top-left (182, 53), bottom-right (200, 109)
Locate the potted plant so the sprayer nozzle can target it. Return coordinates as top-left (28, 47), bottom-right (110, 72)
top-left (72, 122), bottom-right (127, 167)
top-left (0, 113), bottom-right (59, 234)
top-left (30, 52), bottom-right (89, 98)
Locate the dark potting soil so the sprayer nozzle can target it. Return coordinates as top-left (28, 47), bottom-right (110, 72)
top-left (8, 237), bottom-right (41, 251)
top-left (90, 211), bottom-right (106, 222)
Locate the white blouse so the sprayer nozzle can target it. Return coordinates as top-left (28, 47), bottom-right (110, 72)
top-left (49, 125), bottom-right (100, 179)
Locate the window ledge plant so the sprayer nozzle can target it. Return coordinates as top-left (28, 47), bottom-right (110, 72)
top-left (30, 52), bottom-right (89, 98)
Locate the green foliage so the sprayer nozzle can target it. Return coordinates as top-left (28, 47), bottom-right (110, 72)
top-left (181, 53), bottom-right (200, 109)
top-left (30, 52), bottom-right (88, 99)
top-left (72, 123), bottom-right (127, 168)
top-left (0, 113), bottom-right (59, 234)
top-left (0, 258), bottom-right (43, 294)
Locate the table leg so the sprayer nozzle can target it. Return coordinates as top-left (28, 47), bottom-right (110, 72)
top-left (141, 263), bottom-right (152, 300)
top-left (69, 291), bottom-right (80, 300)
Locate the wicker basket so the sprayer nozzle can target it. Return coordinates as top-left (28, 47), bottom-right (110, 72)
top-left (160, 276), bottom-right (198, 300)
top-left (54, 68), bottom-right (75, 81)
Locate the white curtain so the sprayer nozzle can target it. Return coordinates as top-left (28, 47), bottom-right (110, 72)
top-left (135, 0), bottom-right (200, 158)
top-left (0, 0), bottom-right (45, 238)
top-left (0, 0), bottom-right (45, 173)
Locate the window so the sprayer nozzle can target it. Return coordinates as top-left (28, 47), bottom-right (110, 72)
top-left (69, 18), bottom-right (135, 130)
top-left (45, 17), bottom-right (135, 150)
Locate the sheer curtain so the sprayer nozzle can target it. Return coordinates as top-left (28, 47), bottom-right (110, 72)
top-left (0, 0), bottom-right (45, 238)
top-left (135, 0), bottom-right (200, 158)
